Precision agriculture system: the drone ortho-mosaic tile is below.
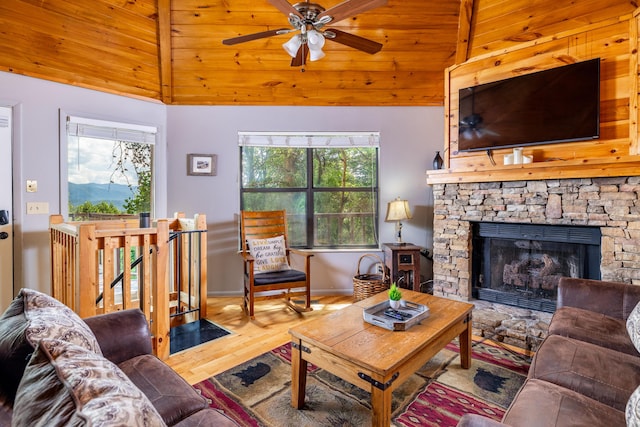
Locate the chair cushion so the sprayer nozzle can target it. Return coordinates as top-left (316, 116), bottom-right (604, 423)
top-left (627, 300), bottom-right (640, 353)
top-left (627, 384), bottom-right (640, 426)
top-left (12, 338), bottom-right (165, 427)
top-left (253, 269), bottom-right (306, 286)
top-left (548, 306), bottom-right (639, 355)
top-left (529, 334), bottom-right (640, 411)
top-left (0, 288), bottom-right (102, 401)
top-left (118, 354), bottom-right (208, 426)
top-left (248, 235), bottom-right (291, 274)
top-left (503, 378), bottom-right (625, 427)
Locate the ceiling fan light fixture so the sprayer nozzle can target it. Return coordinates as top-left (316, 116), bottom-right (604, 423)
top-left (283, 34), bottom-right (302, 58)
top-left (307, 30), bottom-right (325, 49)
top-left (309, 47), bottom-right (325, 61)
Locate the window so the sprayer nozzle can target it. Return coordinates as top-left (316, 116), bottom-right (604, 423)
top-left (240, 132), bottom-right (379, 249)
top-left (65, 116), bottom-right (156, 220)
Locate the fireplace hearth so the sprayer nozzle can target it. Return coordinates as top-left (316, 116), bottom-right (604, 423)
top-left (472, 222), bottom-right (601, 313)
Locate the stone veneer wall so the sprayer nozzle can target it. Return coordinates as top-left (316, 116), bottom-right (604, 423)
top-left (432, 176), bottom-right (640, 301)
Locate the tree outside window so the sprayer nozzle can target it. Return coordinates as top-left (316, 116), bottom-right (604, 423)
top-left (66, 117), bottom-right (155, 221)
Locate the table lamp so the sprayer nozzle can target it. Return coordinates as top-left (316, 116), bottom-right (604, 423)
top-left (385, 197), bottom-right (412, 244)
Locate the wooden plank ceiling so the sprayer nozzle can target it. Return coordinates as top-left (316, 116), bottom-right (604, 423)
top-left (0, 0), bottom-right (635, 106)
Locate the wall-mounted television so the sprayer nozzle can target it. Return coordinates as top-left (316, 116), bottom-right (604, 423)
top-left (457, 58), bottom-right (600, 152)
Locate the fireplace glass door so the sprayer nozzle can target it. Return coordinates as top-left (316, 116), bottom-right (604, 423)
top-left (472, 222), bottom-right (601, 313)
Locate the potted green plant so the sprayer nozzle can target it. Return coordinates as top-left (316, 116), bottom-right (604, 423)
top-left (388, 282), bottom-right (402, 309)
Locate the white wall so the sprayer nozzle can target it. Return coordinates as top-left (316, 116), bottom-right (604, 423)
top-left (0, 71), bottom-right (167, 295)
top-left (0, 70), bottom-right (444, 297)
top-left (166, 106), bottom-right (444, 296)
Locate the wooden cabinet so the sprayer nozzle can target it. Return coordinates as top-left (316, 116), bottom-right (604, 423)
top-left (382, 243), bottom-right (421, 292)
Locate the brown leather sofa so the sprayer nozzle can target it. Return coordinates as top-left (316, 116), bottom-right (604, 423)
top-left (0, 307), bottom-right (238, 427)
top-left (458, 277), bottom-right (640, 427)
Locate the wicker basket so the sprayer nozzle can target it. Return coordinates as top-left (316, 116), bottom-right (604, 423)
top-left (353, 254), bottom-right (389, 302)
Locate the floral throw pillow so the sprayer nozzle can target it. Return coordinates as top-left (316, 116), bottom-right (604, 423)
top-left (627, 384), bottom-right (640, 427)
top-left (248, 235), bottom-right (291, 274)
top-left (0, 288), bottom-right (101, 401)
top-left (626, 300), bottom-right (640, 353)
top-left (13, 338), bottom-right (166, 427)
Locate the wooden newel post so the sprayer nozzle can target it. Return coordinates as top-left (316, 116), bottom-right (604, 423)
top-left (154, 218), bottom-right (170, 360)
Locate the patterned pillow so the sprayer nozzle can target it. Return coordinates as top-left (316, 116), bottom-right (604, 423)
top-left (248, 235), bottom-right (291, 274)
top-left (627, 300), bottom-right (640, 353)
top-left (13, 338), bottom-right (166, 427)
top-left (0, 288), bottom-right (101, 401)
top-left (627, 384), bottom-right (640, 427)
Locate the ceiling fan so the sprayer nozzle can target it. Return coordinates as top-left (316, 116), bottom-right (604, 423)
top-left (222, 0), bottom-right (387, 67)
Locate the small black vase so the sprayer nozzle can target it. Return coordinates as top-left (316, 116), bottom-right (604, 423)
top-left (433, 151), bottom-right (444, 170)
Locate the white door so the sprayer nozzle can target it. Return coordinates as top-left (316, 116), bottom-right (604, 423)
top-left (0, 106), bottom-right (13, 311)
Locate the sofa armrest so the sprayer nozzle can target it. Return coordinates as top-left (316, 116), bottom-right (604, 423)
top-left (557, 277), bottom-right (640, 319)
top-left (457, 414), bottom-right (508, 427)
top-left (83, 309), bottom-right (153, 365)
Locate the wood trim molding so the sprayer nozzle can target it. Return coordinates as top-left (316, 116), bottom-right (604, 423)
top-left (157, 0), bottom-right (173, 104)
top-left (455, 0), bottom-right (475, 64)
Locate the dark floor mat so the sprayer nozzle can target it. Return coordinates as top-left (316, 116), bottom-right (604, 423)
top-left (170, 319), bottom-right (231, 354)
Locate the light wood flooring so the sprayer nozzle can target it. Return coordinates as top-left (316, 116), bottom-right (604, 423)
top-left (165, 295), bottom-right (353, 385)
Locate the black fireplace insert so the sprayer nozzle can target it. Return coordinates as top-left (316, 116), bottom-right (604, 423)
top-left (472, 222), bottom-right (601, 313)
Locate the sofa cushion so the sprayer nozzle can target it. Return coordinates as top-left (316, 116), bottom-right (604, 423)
top-left (502, 378), bottom-right (625, 427)
top-left (0, 288), bottom-right (102, 401)
top-left (529, 334), bottom-right (640, 411)
top-left (548, 306), bottom-right (639, 355)
top-left (172, 408), bottom-right (240, 427)
top-left (118, 354), bottom-right (208, 426)
top-left (248, 235), bottom-right (291, 274)
top-left (12, 338), bottom-right (165, 427)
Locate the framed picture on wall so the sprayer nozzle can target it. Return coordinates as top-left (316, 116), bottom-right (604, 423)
top-left (187, 154), bottom-right (217, 176)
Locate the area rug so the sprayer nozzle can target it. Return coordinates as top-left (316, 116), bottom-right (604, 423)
top-left (193, 338), bottom-right (529, 426)
top-left (170, 319), bottom-right (231, 354)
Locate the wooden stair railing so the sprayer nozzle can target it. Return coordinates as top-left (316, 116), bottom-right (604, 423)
top-left (49, 213), bottom-right (207, 361)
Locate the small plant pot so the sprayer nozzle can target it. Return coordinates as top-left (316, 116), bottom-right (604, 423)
top-left (389, 299), bottom-right (401, 309)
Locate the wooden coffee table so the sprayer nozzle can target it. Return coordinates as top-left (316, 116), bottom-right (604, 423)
top-left (289, 290), bottom-right (474, 427)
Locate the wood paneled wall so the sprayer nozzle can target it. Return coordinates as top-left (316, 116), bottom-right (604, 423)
top-left (428, 3), bottom-right (640, 184)
top-left (0, 0), bottom-right (161, 101)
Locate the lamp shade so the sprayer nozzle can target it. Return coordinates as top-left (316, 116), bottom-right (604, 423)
top-left (385, 198), bottom-right (412, 222)
top-left (283, 34), bottom-right (302, 58)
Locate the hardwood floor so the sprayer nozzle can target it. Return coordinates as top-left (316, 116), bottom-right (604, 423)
top-left (165, 295), bottom-right (353, 385)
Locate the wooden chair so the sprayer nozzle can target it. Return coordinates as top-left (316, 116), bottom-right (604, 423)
top-left (240, 210), bottom-right (313, 319)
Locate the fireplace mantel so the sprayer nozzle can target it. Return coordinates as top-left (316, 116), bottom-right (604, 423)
top-left (426, 156), bottom-right (640, 185)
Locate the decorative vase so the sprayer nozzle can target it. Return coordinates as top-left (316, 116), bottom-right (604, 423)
top-left (389, 299), bottom-right (401, 309)
top-left (433, 151), bottom-right (444, 170)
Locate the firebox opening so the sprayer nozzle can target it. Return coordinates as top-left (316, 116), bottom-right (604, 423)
top-left (472, 222), bottom-right (601, 313)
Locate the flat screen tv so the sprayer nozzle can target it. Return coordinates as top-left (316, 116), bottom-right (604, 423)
top-left (457, 58), bottom-right (600, 152)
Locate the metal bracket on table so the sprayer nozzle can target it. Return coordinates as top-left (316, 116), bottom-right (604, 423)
top-left (358, 371), bottom-right (399, 391)
top-left (291, 342), bottom-right (311, 354)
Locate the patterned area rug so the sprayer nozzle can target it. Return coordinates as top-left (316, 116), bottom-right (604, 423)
top-left (193, 338), bottom-right (530, 427)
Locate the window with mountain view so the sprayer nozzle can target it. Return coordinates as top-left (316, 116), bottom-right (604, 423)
top-left (239, 132), bottom-right (379, 249)
top-left (65, 116), bottom-right (156, 220)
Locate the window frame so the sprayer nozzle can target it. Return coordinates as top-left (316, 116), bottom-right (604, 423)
top-left (239, 132), bottom-right (380, 250)
top-left (59, 113), bottom-right (157, 219)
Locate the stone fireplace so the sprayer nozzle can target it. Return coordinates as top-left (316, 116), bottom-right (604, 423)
top-left (431, 176), bottom-right (640, 350)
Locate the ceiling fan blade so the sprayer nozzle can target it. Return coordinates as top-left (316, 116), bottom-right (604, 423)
top-left (317, 0), bottom-right (387, 24)
top-left (268, 0), bottom-right (304, 19)
top-left (290, 44), bottom-right (308, 67)
top-left (325, 28), bottom-right (383, 54)
top-left (222, 28), bottom-right (291, 45)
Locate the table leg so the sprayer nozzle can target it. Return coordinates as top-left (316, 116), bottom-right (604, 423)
top-left (459, 314), bottom-right (472, 369)
top-left (371, 384), bottom-right (392, 427)
top-left (290, 339), bottom-right (308, 409)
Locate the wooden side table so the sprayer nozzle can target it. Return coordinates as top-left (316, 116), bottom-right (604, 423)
top-left (382, 243), bottom-right (421, 291)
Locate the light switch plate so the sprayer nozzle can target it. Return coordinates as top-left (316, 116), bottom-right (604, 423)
top-left (26, 202), bottom-right (49, 214)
